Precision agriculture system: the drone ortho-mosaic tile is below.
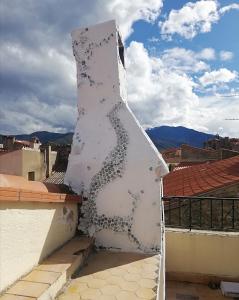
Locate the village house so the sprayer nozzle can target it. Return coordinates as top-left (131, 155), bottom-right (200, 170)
top-left (0, 136), bottom-right (57, 181)
top-left (162, 143), bottom-right (239, 171)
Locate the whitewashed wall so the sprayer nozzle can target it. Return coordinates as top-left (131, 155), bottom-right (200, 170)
top-left (0, 201), bottom-right (77, 292)
top-left (65, 20), bottom-right (168, 253)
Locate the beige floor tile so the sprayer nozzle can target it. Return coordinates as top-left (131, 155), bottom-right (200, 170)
top-left (123, 273), bottom-right (141, 282)
top-left (6, 281), bottom-right (49, 298)
top-left (130, 261), bottom-right (144, 269)
top-left (93, 270), bottom-right (111, 280)
top-left (87, 278), bottom-right (106, 289)
top-left (126, 266), bottom-right (142, 274)
top-left (80, 288), bottom-right (101, 300)
top-left (35, 261), bottom-right (71, 273)
top-left (58, 237), bottom-right (93, 255)
top-left (75, 274), bottom-right (94, 283)
top-left (136, 287), bottom-right (156, 299)
top-left (119, 280), bottom-right (139, 292)
top-left (100, 284), bottom-right (121, 295)
top-left (46, 253), bottom-right (77, 263)
top-left (0, 295), bottom-right (35, 300)
top-left (116, 290), bottom-right (139, 300)
top-left (110, 267), bottom-right (128, 276)
top-left (139, 278), bottom-right (157, 289)
top-left (142, 264), bottom-right (158, 273)
top-left (66, 282), bottom-right (88, 293)
top-left (106, 275), bottom-right (125, 286)
top-left (141, 272), bottom-right (158, 280)
top-left (97, 295), bottom-right (116, 300)
top-left (58, 293), bottom-right (82, 300)
top-left (22, 270), bottom-right (61, 284)
top-left (143, 257), bottom-right (159, 265)
top-left (57, 251), bottom-right (160, 300)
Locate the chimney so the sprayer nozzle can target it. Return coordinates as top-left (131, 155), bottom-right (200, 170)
top-left (3, 136), bottom-right (15, 150)
top-left (46, 145), bottom-right (51, 178)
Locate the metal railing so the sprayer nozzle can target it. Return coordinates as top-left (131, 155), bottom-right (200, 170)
top-left (163, 196), bottom-right (239, 231)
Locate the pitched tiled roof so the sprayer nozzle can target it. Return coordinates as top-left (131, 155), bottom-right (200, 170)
top-left (173, 161), bottom-right (212, 171)
top-left (163, 155), bottom-right (239, 196)
top-left (0, 174), bottom-right (81, 202)
top-left (43, 171), bottom-right (65, 184)
top-left (15, 139), bottom-right (31, 146)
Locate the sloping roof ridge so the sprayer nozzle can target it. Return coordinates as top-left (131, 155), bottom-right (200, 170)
top-left (163, 155), bottom-right (239, 196)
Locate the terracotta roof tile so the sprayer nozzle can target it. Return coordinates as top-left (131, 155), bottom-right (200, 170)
top-left (43, 172), bottom-right (65, 184)
top-left (0, 174), bottom-right (81, 203)
top-left (163, 155), bottom-right (239, 196)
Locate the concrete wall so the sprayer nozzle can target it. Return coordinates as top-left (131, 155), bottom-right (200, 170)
top-left (22, 148), bottom-right (57, 181)
top-left (22, 149), bottom-right (46, 180)
top-left (165, 228), bottom-right (239, 279)
top-left (0, 149), bottom-right (57, 181)
top-left (65, 20), bottom-right (168, 254)
top-left (0, 150), bottom-right (22, 176)
top-left (0, 200), bottom-right (78, 292)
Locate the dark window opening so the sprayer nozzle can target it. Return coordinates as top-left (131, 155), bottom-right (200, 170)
top-left (118, 33), bottom-right (125, 68)
top-left (28, 171), bottom-right (35, 181)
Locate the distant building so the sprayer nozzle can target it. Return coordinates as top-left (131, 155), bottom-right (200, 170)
top-left (164, 155), bottom-right (239, 197)
top-left (41, 144), bottom-right (71, 184)
top-left (162, 144), bottom-right (239, 171)
top-left (0, 136), bottom-right (57, 181)
top-left (204, 134), bottom-right (239, 152)
top-left (2, 135), bottom-right (41, 150)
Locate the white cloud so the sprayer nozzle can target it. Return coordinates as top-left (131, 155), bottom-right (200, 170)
top-left (199, 68), bottom-right (238, 86)
top-left (155, 47), bottom-right (227, 76)
top-left (160, 0), bottom-right (239, 39)
top-left (160, 0), bottom-right (219, 39)
top-left (219, 3), bottom-right (239, 14)
top-left (126, 42), bottom-right (199, 128)
top-left (0, 0), bottom-right (163, 134)
top-left (198, 48), bottom-right (216, 60)
top-left (107, 0), bottom-right (163, 39)
top-left (220, 50), bottom-right (234, 61)
top-left (192, 94), bottom-right (239, 137)
top-left (160, 47), bottom-right (211, 74)
top-left (1, 0), bottom-right (238, 139)
top-left (125, 42), bottom-right (239, 137)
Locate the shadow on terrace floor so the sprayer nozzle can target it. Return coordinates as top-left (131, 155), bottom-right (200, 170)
top-left (57, 250), bottom-right (160, 300)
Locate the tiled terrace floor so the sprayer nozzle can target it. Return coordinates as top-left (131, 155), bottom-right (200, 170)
top-left (57, 251), bottom-right (160, 300)
top-left (166, 280), bottom-right (233, 300)
top-left (56, 250), bottom-right (233, 300)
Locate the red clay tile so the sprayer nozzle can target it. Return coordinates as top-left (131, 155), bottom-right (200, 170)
top-left (0, 174), bottom-right (82, 203)
top-left (164, 155), bottom-right (239, 196)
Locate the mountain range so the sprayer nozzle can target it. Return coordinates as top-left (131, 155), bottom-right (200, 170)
top-left (145, 126), bottom-right (215, 149)
top-left (0, 126), bottom-right (215, 151)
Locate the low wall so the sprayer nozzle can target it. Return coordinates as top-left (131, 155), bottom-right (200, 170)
top-left (0, 189), bottom-right (80, 292)
top-left (165, 228), bottom-right (239, 282)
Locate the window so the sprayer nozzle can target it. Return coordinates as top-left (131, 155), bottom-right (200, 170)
top-left (28, 171), bottom-right (35, 181)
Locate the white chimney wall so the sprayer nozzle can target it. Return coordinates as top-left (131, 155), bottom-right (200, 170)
top-left (64, 20), bottom-right (168, 253)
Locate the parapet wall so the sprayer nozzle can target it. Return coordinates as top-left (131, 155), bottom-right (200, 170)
top-left (0, 188), bottom-right (79, 292)
top-left (166, 228), bottom-right (239, 281)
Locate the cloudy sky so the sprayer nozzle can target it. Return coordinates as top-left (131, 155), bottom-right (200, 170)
top-left (0, 0), bottom-right (239, 137)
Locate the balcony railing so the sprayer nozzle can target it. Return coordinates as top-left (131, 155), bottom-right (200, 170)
top-left (163, 196), bottom-right (239, 231)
